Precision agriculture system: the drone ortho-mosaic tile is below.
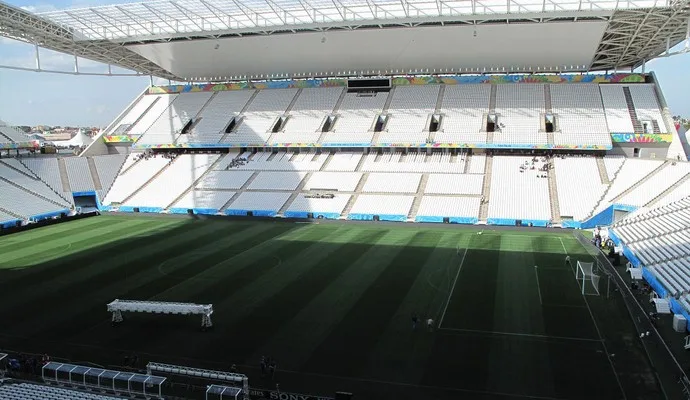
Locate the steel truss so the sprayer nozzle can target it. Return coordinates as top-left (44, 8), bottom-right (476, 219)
top-left (0, 0), bottom-right (688, 79)
top-left (591, 2), bottom-right (690, 71)
top-left (34, 0), bottom-right (685, 42)
top-left (0, 1), bottom-right (176, 79)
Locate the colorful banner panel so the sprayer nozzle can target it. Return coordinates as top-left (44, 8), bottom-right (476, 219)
top-left (133, 142), bottom-right (612, 150)
top-left (148, 73), bottom-right (645, 94)
top-left (610, 133), bottom-right (673, 143)
top-left (104, 135), bottom-right (138, 143)
top-left (0, 142), bottom-right (37, 150)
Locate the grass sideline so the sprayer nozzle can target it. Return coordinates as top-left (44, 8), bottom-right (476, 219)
top-left (0, 215), bottom-right (661, 399)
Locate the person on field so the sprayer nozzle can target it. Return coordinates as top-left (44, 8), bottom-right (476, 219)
top-left (412, 314), bottom-right (419, 330)
top-left (426, 318), bottom-right (434, 332)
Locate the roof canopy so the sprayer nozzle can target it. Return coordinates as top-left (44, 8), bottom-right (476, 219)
top-left (36, 0), bottom-right (686, 41)
top-left (0, 0), bottom-right (688, 79)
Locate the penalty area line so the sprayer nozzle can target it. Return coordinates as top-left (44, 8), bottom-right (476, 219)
top-left (439, 247), bottom-right (467, 328)
top-left (558, 237), bottom-right (568, 255)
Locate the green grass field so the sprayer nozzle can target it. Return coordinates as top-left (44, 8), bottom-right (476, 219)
top-left (0, 215), bottom-right (657, 399)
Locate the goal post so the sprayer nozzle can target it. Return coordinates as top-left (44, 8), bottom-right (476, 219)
top-left (575, 261), bottom-right (600, 296)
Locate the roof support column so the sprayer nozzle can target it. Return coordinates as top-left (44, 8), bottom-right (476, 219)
top-left (34, 43), bottom-right (40, 71)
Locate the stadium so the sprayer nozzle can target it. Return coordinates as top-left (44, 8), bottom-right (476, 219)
top-left (1, 0), bottom-right (690, 399)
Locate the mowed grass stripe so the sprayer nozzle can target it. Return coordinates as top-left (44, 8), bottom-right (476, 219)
top-left (1, 221), bottom-right (253, 334)
top-left (176, 225), bottom-right (337, 304)
top-left (212, 229), bottom-right (388, 363)
top-left (440, 233), bottom-right (499, 331)
top-left (360, 232), bottom-right (466, 383)
top-left (254, 229), bottom-right (418, 370)
top-left (196, 225), bottom-right (348, 322)
top-left (302, 230), bottom-right (444, 377)
top-left (491, 234), bottom-right (542, 335)
top-left (0, 220), bottom-right (183, 295)
top-left (0, 218), bottom-right (182, 277)
top-left (3, 219), bottom-right (182, 268)
top-left (0, 218), bottom-right (140, 264)
top-left (0, 216), bottom-right (117, 252)
top-left (56, 223), bottom-right (300, 341)
top-left (0, 219), bottom-right (184, 297)
top-left (156, 225), bottom-right (345, 359)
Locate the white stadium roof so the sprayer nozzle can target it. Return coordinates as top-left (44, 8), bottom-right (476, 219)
top-left (35, 0), bottom-right (680, 41)
top-left (0, 0), bottom-right (689, 79)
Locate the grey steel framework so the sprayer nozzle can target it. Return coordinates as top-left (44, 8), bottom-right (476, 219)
top-left (0, 1), bottom-right (176, 79)
top-left (0, 0), bottom-right (689, 79)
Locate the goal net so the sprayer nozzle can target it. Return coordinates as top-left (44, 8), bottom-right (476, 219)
top-left (575, 261), bottom-right (600, 296)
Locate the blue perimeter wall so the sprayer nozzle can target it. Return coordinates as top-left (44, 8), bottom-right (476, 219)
top-left (415, 216), bottom-right (478, 224)
top-left (0, 218), bottom-right (21, 228)
top-left (284, 211), bottom-right (340, 219)
top-left (29, 209), bottom-right (70, 223)
top-left (226, 209), bottom-right (277, 217)
top-left (169, 207), bottom-right (219, 215)
top-left (575, 204), bottom-right (638, 229)
top-left (487, 218), bottom-right (550, 227)
top-left (348, 214), bottom-right (406, 222)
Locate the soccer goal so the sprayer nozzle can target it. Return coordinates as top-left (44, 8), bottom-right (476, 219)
top-left (575, 261), bottom-right (600, 295)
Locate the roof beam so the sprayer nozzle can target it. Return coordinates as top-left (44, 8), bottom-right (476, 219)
top-left (231, 0), bottom-right (262, 28)
top-left (169, 2), bottom-right (210, 31)
top-left (140, 3), bottom-right (180, 34)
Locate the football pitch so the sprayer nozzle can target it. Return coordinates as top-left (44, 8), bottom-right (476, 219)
top-left (0, 215), bottom-right (659, 399)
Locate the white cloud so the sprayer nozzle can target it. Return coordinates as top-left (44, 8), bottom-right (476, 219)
top-left (20, 4), bottom-right (58, 13)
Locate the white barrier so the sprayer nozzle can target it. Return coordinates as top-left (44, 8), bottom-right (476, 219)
top-left (107, 299), bottom-right (213, 328)
top-left (147, 362), bottom-right (249, 400)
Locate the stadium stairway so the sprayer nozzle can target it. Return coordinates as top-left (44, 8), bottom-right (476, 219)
top-left (318, 152), bottom-right (334, 171)
top-left (371, 129), bottom-right (383, 146)
top-left (623, 87), bottom-right (644, 133)
top-left (332, 87), bottom-right (347, 113)
top-left (382, 86), bottom-right (395, 112)
top-left (87, 157), bottom-right (103, 191)
top-left (218, 171), bottom-right (260, 213)
top-left (479, 154), bottom-right (493, 221)
top-left (119, 157), bottom-right (178, 205)
top-left (57, 158), bottom-right (71, 192)
top-left (609, 161), bottom-right (669, 204)
top-left (407, 173), bottom-right (429, 220)
top-left (15, 158), bottom-right (73, 204)
top-left (464, 154), bottom-right (471, 174)
top-left (544, 84), bottom-right (552, 112)
top-left (173, 92), bottom-right (218, 145)
top-left (164, 155), bottom-right (227, 210)
top-left (596, 156), bottom-right (610, 184)
top-left (0, 206), bottom-right (22, 220)
top-left (0, 159), bottom-right (35, 179)
top-left (646, 173), bottom-right (690, 207)
top-left (278, 172), bottom-right (311, 216)
top-left (340, 172), bottom-right (369, 218)
top-left (0, 176), bottom-right (69, 209)
top-left (355, 152), bottom-right (367, 172)
top-left (285, 88), bottom-right (302, 113)
top-left (587, 160), bottom-right (626, 220)
top-left (218, 90), bottom-right (259, 144)
top-left (547, 161), bottom-right (562, 223)
top-left (120, 96), bottom-right (161, 136)
top-left (434, 85), bottom-right (445, 113)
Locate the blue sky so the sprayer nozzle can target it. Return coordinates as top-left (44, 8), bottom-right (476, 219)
top-left (0, 0), bottom-right (688, 127)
